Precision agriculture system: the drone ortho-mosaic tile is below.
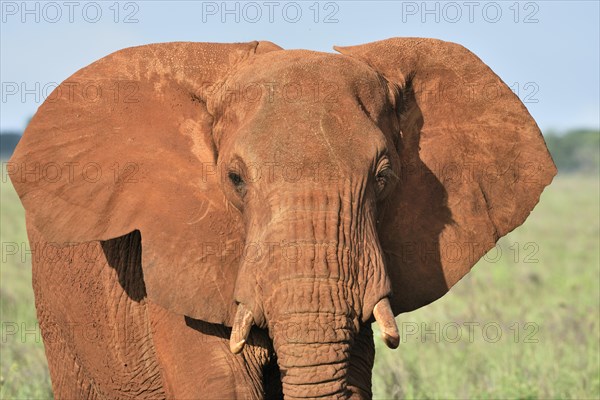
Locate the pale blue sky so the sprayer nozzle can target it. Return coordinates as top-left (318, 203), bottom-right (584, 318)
top-left (1, 0), bottom-right (599, 133)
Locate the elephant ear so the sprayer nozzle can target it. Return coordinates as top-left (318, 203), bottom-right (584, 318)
top-left (9, 41), bottom-right (282, 325)
top-left (335, 38), bottom-right (556, 314)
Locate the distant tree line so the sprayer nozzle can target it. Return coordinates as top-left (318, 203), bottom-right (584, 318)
top-left (0, 132), bottom-right (21, 159)
top-left (1, 129), bottom-right (598, 175)
top-left (544, 129), bottom-right (599, 175)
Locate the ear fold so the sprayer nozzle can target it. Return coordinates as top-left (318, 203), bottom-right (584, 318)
top-left (335, 38), bottom-right (556, 314)
top-left (9, 41), bottom-right (282, 325)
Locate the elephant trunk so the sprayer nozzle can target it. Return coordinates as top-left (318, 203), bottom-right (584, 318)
top-left (233, 193), bottom-right (395, 397)
top-left (270, 311), bottom-right (354, 399)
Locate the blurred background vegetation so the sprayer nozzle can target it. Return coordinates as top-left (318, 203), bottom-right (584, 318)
top-left (544, 129), bottom-right (600, 175)
top-left (1, 128), bottom-right (599, 399)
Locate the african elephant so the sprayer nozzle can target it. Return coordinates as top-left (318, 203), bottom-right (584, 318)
top-left (9, 38), bottom-right (556, 399)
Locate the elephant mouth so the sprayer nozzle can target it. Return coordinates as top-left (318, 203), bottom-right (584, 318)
top-left (229, 297), bottom-right (399, 354)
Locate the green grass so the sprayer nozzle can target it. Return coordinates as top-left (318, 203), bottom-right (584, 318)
top-left (1, 172), bottom-right (598, 399)
top-left (1, 171), bottom-right (53, 399)
top-left (373, 175), bottom-right (600, 399)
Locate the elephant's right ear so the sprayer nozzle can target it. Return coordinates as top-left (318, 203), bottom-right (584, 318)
top-left (336, 38), bottom-right (556, 315)
top-left (8, 41), bottom-right (282, 325)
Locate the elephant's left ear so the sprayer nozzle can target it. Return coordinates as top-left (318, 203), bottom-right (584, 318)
top-left (335, 38), bottom-right (557, 315)
top-left (9, 41), bottom-right (282, 325)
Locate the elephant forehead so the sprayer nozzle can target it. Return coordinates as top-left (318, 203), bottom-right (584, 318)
top-left (228, 106), bottom-right (387, 175)
top-left (220, 50), bottom-right (391, 109)
top-left (236, 50), bottom-right (379, 81)
top-left (214, 51), bottom-right (392, 167)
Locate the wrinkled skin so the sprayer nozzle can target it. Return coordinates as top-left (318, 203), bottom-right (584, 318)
top-left (10, 38), bottom-right (556, 399)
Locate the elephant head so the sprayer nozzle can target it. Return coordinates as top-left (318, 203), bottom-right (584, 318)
top-left (9, 38), bottom-right (556, 398)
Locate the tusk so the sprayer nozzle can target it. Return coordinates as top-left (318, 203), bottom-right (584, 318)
top-left (230, 303), bottom-right (254, 354)
top-left (373, 297), bottom-right (400, 349)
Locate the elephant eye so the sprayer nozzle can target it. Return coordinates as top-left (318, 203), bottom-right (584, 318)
top-left (375, 157), bottom-right (392, 198)
top-left (228, 171), bottom-right (246, 195)
top-left (375, 170), bottom-right (389, 192)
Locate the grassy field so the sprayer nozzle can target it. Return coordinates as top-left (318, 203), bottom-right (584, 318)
top-left (1, 170), bottom-right (53, 399)
top-left (373, 175), bottom-right (600, 399)
top-left (1, 173), bottom-right (599, 399)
